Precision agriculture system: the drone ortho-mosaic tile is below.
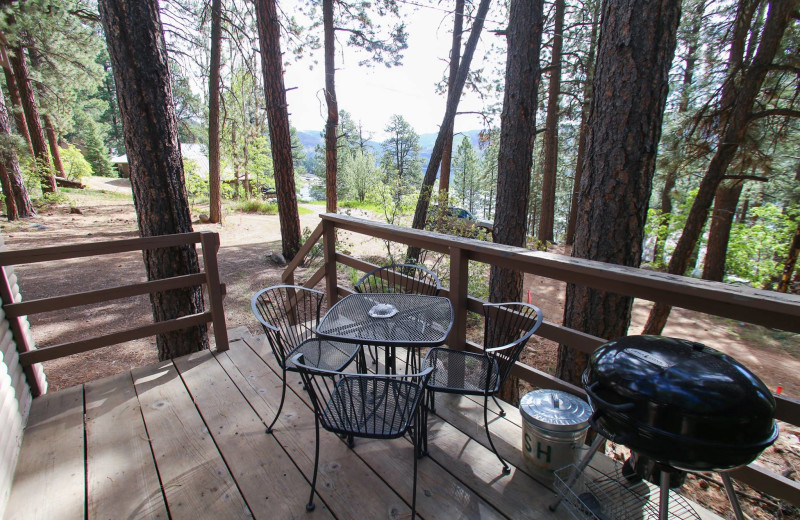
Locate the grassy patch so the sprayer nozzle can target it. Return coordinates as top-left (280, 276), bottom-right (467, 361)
top-left (724, 317), bottom-right (800, 361)
top-left (235, 199), bottom-right (313, 215)
top-left (63, 187), bottom-right (132, 200)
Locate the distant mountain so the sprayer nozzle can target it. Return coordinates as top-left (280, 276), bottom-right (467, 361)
top-left (296, 129), bottom-right (485, 172)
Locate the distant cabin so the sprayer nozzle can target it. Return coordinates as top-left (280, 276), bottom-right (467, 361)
top-left (110, 143), bottom-right (210, 179)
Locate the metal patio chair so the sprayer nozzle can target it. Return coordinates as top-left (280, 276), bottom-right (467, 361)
top-left (251, 285), bottom-right (363, 433)
top-left (354, 263), bottom-right (442, 370)
top-left (422, 302), bottom-right (543, 473)
top-left (292, 352), bottom-right (432, 518)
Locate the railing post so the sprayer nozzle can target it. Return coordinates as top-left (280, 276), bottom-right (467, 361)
top-left (448, 246), bottom-right (468, 350)
top-left (200, 232), bottom-right (229, 352)
top-left (0, 266), bottom-right (46, 396)
top-left (322, 218), bottom-right (338, 305)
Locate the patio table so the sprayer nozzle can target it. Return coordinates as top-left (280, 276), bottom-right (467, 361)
top-left (316, 293), bottom-right (454, 374)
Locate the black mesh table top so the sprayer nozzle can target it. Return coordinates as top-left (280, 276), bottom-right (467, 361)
top-left (316, 293), bottom-right (454, 348)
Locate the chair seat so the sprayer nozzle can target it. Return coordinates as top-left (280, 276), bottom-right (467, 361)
top-left (285, 339), bottom-right (360, 372)
top-left (423, 347), bottom-right (499, 395)
top-left (322, 377), bottom-right (422, 439)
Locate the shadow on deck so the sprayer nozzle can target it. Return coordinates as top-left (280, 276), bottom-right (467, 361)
top-left (4, 327), bottom-right (720, 520)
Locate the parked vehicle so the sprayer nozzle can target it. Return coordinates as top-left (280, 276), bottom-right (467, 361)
top-left (430, 206), bottom-right (494, 236)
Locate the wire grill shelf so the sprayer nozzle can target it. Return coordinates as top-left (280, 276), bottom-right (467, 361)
top-left (553, 464), bottom-right (701, 520)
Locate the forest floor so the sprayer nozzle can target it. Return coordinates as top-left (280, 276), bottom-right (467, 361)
top-left (2, 176), bottom-right (798, 519)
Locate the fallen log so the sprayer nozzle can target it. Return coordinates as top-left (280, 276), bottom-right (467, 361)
top-left (55, 176), bottom-right (85, 189)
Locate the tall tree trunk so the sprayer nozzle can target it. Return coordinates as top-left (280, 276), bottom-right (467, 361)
top-left (0, 44), bottom-right (33, 157)
top-left (565, 0), bottom-right (599, 246)
top-left (7, 43), bottom-right (55, 194)
top-left (643, 0), bottom-right (798, 335)
top-left (255, 0), bottom-right (302, 260)
top-left (777, 161), bottom-right (800, 293)
top-left (538, 0), bottom-right (565, 244)
top-left (26, 47), bottom-right (65, 177)
top-left (651, 0), bottom-right (705, 268)
top-left (0, 88), bottom-right (33, 217)
top-left (489, 0), bottom-right (544, 404)
top-left (407, 0), bottom-right (491, 261)
top-left (99, 0), bottom-right (209, 360)
top-left (323, 0), bottom-right (338, 213)
top-left (438, 0), bottom-right (465, 199)
top-left (0, 89), bottom-right (18, 219)
top-left (557, 0), bottom-right (681, 386)
top-left (701, 180), bottom-right (743, 281)
top-left (42, 115), bottom-right (64, 177)
top-left (207, 0), bottom-right (223, 223)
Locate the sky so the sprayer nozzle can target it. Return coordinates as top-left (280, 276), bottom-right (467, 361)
top-left (281, 2), bottom-right (504, 140)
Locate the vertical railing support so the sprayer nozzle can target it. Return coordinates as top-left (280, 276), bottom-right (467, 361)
top-left (0, 266), bottom-right (45, 396)
top-left (200, 232), bottom-right (229, 352)
top-left (448, 246), bottom-right (468, 350)
top-left (322, 218), bottom-right (338, 305)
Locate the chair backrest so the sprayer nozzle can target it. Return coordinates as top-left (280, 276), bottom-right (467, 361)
top-left (354, 263), bottom-right (441, 296)
top-left (483, 302), bottom-right (543, 386)
top-left (251, 285), bottom-right (324, 367)
top-left (292, 353), bottom-right (432, 439)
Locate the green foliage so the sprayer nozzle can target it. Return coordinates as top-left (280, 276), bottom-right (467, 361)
top-left (452, 136), bottom-right (481, 213)
top-left (236, 199), bottom-right (279, 214)
top-left (380, 114), bottom-right (422, 191)
top-left (726, 204), bottom-right (796, 288)
top-left (184, 159), bottom-right (207, 200)
top-left (60, 144), bottom-right (93, 180)
top-left (71, 110), bottom-right (114, 177)
top-left (340, 149), bottom-right (379, 202)
top-left (301, 226), bottom-right (323, 266)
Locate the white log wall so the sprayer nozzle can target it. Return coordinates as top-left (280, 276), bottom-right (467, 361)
top-left (0, 235), bottom-right (46, 519)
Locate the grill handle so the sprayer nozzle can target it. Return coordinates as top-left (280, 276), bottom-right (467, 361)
top-left (585, 381), bottom-right (636, 412)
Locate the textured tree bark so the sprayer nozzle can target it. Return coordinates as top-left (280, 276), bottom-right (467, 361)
top-left (643, 0), bottom-right (798, 335)
top-left (99, 0), bottom-right (209, 360)
top-left (407, 0), bottom-right (491, 262)
top-left (323, 0), bottom-right (338, 214)
top-left (438, 0), bottom-right (464, 199)
top-left (565, 0), bottom-right (599, 246)
top-left (489, 0), bottom-right (544, 403)
top-left (701, 181), bottom-right (743, 282)
top-left (537, 0), bottom-right (565, 244)
top-left (42, 115), bottom-right (65, 177)
top-left (255, 0), bottom-right (302, 260)
top-left (7, 43), bottom-right (55, 194)
top-left (0, 45), bottom-right (33, 157)
top-left (207, 0), bottom-right (222, 223)
top-left (0, 83), bottom-right (33, 217)
top-left (557, 0), bottom-right (681, 386)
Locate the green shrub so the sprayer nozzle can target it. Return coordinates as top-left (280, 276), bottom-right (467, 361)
top-left (61, 145), bottom-right (93, 180)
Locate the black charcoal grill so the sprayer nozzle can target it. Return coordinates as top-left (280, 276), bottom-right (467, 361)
top-left (551, 335), bottom-right (779, 520)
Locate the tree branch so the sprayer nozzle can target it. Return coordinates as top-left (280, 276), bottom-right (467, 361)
top-left (749, 108), bottom-right (800, 121)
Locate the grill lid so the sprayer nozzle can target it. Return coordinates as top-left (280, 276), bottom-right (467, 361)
top-left (520, 390), bottom-right (592, 431)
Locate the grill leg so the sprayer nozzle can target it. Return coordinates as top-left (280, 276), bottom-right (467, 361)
top-left (550, 434), bottom-right (604, 512)
top-left (659, 471), bottom-right (670, 520)
top-left (721, 473), bottom-right (746, 520)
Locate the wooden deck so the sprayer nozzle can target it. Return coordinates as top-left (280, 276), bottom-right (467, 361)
top-left (4, 327), bottom-right (720, 520)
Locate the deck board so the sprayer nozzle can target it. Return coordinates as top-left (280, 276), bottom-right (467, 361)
top-left (4, 385), bottom-right (84, 520)
top-left (4, 326), bottom-right (723, 520)
top-left (85, 371), bottom-right (167, 520)
top-left (174, 348), bottom-right (327, 519)
top-left (132, 360), bottom-right (250, 519)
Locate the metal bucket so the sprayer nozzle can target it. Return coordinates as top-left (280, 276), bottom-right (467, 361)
top-left (520, 390), bottom-right (591, 480)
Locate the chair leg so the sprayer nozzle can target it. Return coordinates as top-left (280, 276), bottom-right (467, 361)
top-left (492, 395), bottom-right (506, 417)
top-left (484, 395), bottom-right (510, 474)
top-left (306, 415), bottom-right (320, 511)
top-left (266, 368), bottom-right (287, 434)
top-left (412, 412), bottom-right (420, 519)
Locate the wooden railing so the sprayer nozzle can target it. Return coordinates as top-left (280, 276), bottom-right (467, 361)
top-left (0, 231), bottom-right (229, 396)
top-left (285, 213), bottom-right (800, 507)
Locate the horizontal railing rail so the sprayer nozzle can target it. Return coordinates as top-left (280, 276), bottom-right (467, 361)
top-left (285, 213), bottom-right (800, 507)
top-left (0, 231), bottom-right (229, 371)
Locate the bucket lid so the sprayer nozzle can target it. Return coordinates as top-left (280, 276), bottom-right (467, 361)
top-left (519, 390), bottom-right (592, 431)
